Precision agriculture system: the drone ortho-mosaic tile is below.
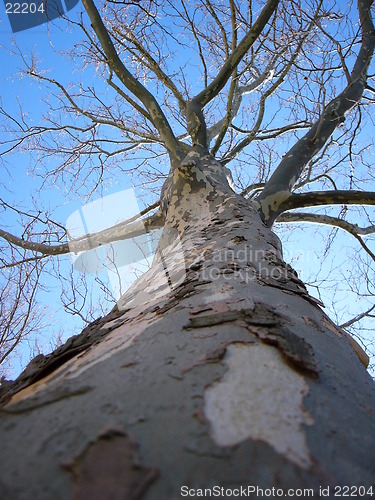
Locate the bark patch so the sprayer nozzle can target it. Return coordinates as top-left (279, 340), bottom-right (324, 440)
top-left (254, 327), bottom-right (318, 377)
top-left (0, 307), bottom-right (127, 407)
top-left (204, 343), bottom-right (314, 469)
top-left (63, 428), bottom-right (158, 500)
top-left (1, 383), bottom-right (92, 414)
top-left (185, 303), bottom-right (318, 376)
top-left (320, 316), bottom-right (369, 368)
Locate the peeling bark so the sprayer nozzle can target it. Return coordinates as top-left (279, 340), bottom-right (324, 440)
top-left (63, 427), bottom-right (159, 500)
top-left (204, 343), bottom-right (314, 469)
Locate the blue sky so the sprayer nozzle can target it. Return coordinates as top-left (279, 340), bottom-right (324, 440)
top-left (0, 3), bottom-right (144, 374)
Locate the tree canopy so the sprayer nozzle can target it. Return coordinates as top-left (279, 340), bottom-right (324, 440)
top-left (0, 0), bottom-right (374, 377)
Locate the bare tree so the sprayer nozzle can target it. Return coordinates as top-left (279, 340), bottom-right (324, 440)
top-left (0, 0), bottom-right (375, 495)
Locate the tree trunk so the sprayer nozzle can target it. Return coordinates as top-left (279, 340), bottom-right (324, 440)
top-left (1, 150), bottom-right (375, 499)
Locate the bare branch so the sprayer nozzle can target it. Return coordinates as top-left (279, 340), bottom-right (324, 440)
top-left (0, 228), bottom-right (69, 256)
top-left (340, 305), bottom-right (375, 329)
top-left (0, 202), bottom-right (163, 256)
top-left (111, 28), bottom-right (186, 112)
top-left (210, 0), bottom-right (238, 155)
top-left (0, 258), bottom-right (46, 367)
top-left (241, 182), bottom-right (266, 198)
top-left (106, 70), bottom-right (153, 122)
top-left (194, 0), bottom-right (279, 107)
top-left (181, 0), bottom-right (209, 88)
top-left (222, 6), bottom-right (321, 164)
top-left (275, 211), bottom-right (375, 261)
top-left (203, 0), bottom-right (230, 58)
top-left (26, 71), bottom-right (158, 142)
top-left (278, 190), bottom-right (375, 213)
top-left (256, 0), bottom-right (375, 224)
top-left (207, 62), bottom-right (276, 146)
top-left (276, 211), bottom-right (375, 236)
top-left (81, 0), bottom-right (184, 164)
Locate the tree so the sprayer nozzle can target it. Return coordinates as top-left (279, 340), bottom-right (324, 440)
top-left (1, 0), bottom-right (375, 496)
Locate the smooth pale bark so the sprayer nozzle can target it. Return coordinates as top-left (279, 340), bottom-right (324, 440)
top-left (1, 150), bottom-right (375, 499)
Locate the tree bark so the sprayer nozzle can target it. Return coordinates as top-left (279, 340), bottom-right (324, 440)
top-left (1, 150), bottom-right (375, 499)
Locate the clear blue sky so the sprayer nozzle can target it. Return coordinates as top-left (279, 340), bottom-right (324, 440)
top-left (0, 3), bottom-right (150, 375)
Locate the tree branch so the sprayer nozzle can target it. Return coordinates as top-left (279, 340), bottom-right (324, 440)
top-left (27, 71), bottom-right (159, 142)
top-left (210, 0), bottom-right (238, 155)
top-left (276, 211), bottom-right (375, 236)
top-left (81, 0), bottom-right (184, 164)
top-left (278, 190), bottom-right (375, 212)
top-left (241, 182), bottom-right (266, 198)
top-left (207, 63), bottom-right (276, 146)
top-left (222, 5), bottom-right (321, 164)
top-left (106, 70), bottom-right (153, 123)
top-left (339, 304), bottom-right (375, 329)
top-left (181, 0), bottom-right (208, 88)
top-left (111, 28), bottom-right (186, 113)
top-left (275, 210), bottom-right (375, 261)
top-left (0, 258), bottom-right (45, 368)
top-left (203, 0), bottom-right (230, 58)
top-left (0, 202), bottom-right (163, 257)
top-left (256, 0), bottom-right (375, 224)
top-left (194, 0), bottom-right (279, 107)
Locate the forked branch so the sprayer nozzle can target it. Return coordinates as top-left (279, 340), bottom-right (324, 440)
top-left (194, 0), bottom-right (279, 107)
top-left (81, 0), bottom-right (184, 164)
top-left (256, 0), bottom-right (375, 225)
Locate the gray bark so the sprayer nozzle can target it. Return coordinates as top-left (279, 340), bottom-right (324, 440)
top-left (1, 150), bottom-right (374, 499)
top-left (255, 0), bottom-right (375, 226)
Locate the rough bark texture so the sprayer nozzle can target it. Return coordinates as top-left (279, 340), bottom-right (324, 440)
top-left (1, 151), bottom-right (375, 498)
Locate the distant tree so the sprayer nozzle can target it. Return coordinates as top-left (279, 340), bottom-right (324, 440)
top-left (1, 0), bottom-right (375, 495)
